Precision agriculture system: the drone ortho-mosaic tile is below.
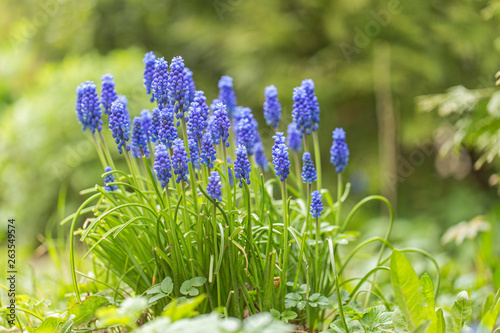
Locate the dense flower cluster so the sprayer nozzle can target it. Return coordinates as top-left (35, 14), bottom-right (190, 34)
top-left (301, 79), bottom-right (320, 132)
top-left (272, 132), bottom-right (291, 182)
top-left (101, 74), bottom-right (118, 115)
top-left (152, 58), bottom-right (169, 107)
top-left (291, 79), bottom-right (320, 135)
top-left (263, 85), bottom-right (281, 128)
top-left (200, 132), bottom-right (216, 169)
top-left (104, 166), bottom-right (118, 192)
top-left (330, 128), bottom-right (349, 173)
top-left (75, 83), bottom-right (85, 126)
top-left (193, 91), bottom-right (210, 120)
top-left (154, 144), bottom-right (172, 188)
top-left (218, 76), bottom-right (237, 119)
top-left (234, 145), bottom-right (251, 188)
top-left (159, 107), bottom-right (178, 148)
top-left (140, 110), bottom-right (152, 143)
top-left (143, 51), bottom-right (156, 99)
top-left (109, 101), bottom-right (130, 154)
top-left (287, 122), bottom-right (302, 153)
top-left (130, 116), bottom-right (149, 158)
top-left (212, 102), bottom-right (231, 147)
top-left (310, 190), bottom-right (323, 218)
top-left (236, 117), bottom-right (256, 155)
top-left (168, 56), bottom-right (190, 124)
top-left (207, 171), bottom-right (222, 202)
top-left (149, 108), bottom-right (161, 144)
top-left (171, 138), bottom-right (190, 183)
top-left (79, 81), bottom-right (103, 133)
top-left (301, 152), bottom-right (317, 184)
top-left (184, 67), bottom-right (196, 104)
top-left (187, 102), bottom-right (206, 142)
top-left (188, 138), bottom-right (200, 169)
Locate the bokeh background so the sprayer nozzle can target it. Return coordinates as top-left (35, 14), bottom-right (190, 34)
top-left (1, 0), bottom-right (500, 275)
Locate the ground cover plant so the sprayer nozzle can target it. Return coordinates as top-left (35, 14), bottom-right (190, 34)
top-left (1, 52), bottom-right (500, 333)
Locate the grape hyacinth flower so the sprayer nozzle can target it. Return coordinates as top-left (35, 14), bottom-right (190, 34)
top-left (292, 86), bottom-right (312, 135)
top-left (154, 144), bottom-right (172, 188)
top-left (171, 138), bottom-right (190, 183)
top-left (75, 83), bottom-right (85, 125)
top-left (200, 132), bottom-right (217, 169)
top-left (101, 74), bottom-right (118, 115)
top-left (130, 116), bottom-right (149, 158)
top-left (236, 117), bottom-right (256, 155)
top-left (184, 67), bottom-right (196, 104)
top-left (272, 132), bottom-right (291, 182)
top-left (143, 51), bottom-right (156, 100)
top-left (218, 75), bottom-right (237, 119)
top-left (301, 152), bottom-right (317, 184)
top-left (263, 85), bottom-right (281, 128)
top-left (109, 101), bottom-right (130, 154)
top-left (188, 138), bottom-right (200, 169)
top-left (79, 81), bottom-right (103, 133)
top-left (168, 56), bottom-right (190, 124)
top-left (287, 122), bottom-right (303, 153)
top-left (104, 166), bottom-right (118, 192)
top-left (253, 141), bottom-right (269, 171)
top-left (194, 90), bottom-right (210, 120)
top-left (159, 107), bottom-right (178, 148)
top-left (152, 57), bottom-right (169, 107)
top-left (140, 109), bottom-right (152, 144)
top-left (116, 95), bottom-right (131, 125)
top-left (149, 108), bottom-right (161, 144)
top-left (310, 190), bottom-right (323, 218)
top-left (330, 128), bottom-right (349, 173)
top-left (207, 171), bottom-right (222, 202)
top-left (187, 102), bottom-right (206, 142)
top-left (301, 79), bottom-right (320, 132)
top-left (234, 145), bottom-right (251, 188)
top-left (212, 102), bottom-right (231, 147)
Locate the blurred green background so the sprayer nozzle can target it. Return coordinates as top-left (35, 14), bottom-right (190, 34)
top-left (1, 0), bottom-right (500, 260)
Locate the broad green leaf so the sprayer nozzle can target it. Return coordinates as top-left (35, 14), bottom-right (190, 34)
top-left (67, 295), bottom-right (108, 326)
top-left (414, 320), bottom-right (430, 333)
top-left (148, 292), bottom-right (167, 304)
top-left (146, 285), bottom-right (162, 295)
top-left (392, 308), bottom-right (409, 333)
top-left (284, 298), bottom-right (297, 308)
top-left (391, 250), bottom-right (426, 331)
top-left (360, 305), bottom-right (384, 328)
top-left (190, 277), bottom-right (207, 287)
top-left (420, 273), bottom-right (437, 332)
top-left (270, 309), bottom-right (281, 320)
top-left (309, 293), bottom-right (320, 302)
top-left (162, 295), bottom-right (205, 322)
top-left (281, 310), bottom-right (297, 322)
top-left (479, 289), bottom-right (500, 333)
top-left (451, 291), bottom-right (472, 333)
top-left (34, 317), bottom-right (65, 333)
top-left (436, 308), bottom-right (446, 333)
top-left (297, 301), bottom-right (306, 310)
top-left (160, 277), bottom-right (174, 295)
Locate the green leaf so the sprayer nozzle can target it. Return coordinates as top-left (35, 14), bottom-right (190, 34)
top-left (180, 277), bottom-right (206, 296)
top-left (146, 285), bottom-right (162, 295)
top-left (451, 291), bottom-right (472, 333)
top-left (360, 306), bottom-right (384, 328)
top-left (270, 309), bottom-right (281, 320)
top-left (284, 298), bottom-right (297, 308)
top-left (414, 320), bottom-right (430, 333)
top-left (392, 308), bottom-right (409, 333)
top-left (479, 289), bottom-right (500, 333)
top-left (67, 295), bottom-right (108, 326)
top-left (160, 277), bottom-right (174, 295)
top-left (190, 277), bottom-right (207, 287)
top-left (309, 293), bottom-right (320, 302)
top-left (34, 317), bottom-right (65, 333)
top-left (391, 250), bottom-right (427, 331)
top-left (281, 310), bottom-right (297, 323)
top-left (436, 308), bottom-right (446, 333)
top-left (297, 301), bottom-right (306, 310)
top-left (148, 292), bottom-right (167, 304)
top-left (420, 273), bottom-right (438, 332)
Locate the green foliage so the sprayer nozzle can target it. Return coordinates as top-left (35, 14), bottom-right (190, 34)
top-left (96, 296), bottom-right (148, 328)
top-left (451, 291), bottom-right (472, 333)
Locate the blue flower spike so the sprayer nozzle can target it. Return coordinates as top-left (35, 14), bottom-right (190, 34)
top-left (234, 145), bottom-right (251, 188)
top-left (310, 190), bottom-right (323, 218)
top-left (154, 144), bottom-right (172, 188)
top-left (104, 166), bottom-right (118, 192)
top-left (263, 85), bottom-right (281, 128)
top-left (272, 132), bottom-right (291, 182)
top-left (101, 74), bottom-right (118, 115)
top-left (207, 171), bottom-right (222, 202)
top-left (301, 152), bottom-right (317, 184)
top-left (330, 128), bottom-right (349, 173)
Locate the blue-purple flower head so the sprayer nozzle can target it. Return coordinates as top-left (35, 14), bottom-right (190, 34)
top-left (301, 152), bottom-right (317, 183)
top-left (188, 137), bottom-right (200, 169)
top-left (130, 116), bottom-right (149, 158)
top-left (101, 74), bottom-right (118, 115)
top-left (171, 138), bottom-right (190, 183)
top-left (292, 86), bottom-right (312, 135)
top-left (287, 122), bottom-right (302, 153)
top-left (109, 101), bottom-right (130, 154)
top-left (236, 116), bottom-right (257, 155)
top-left (154, 144), bottom-right (172, 188)
top-left (212, 102), bottom-right (231, 147)
top-left (207, 171), bottom-right (222, 202)
top-left (234, 145), bottom-right (251, 188)
top-left (330, 128), bottom-right (349, 173)
top-left (272, 132), bottom-right (291, 182)
top-left (140, 109), bottom-right (152, 144)
top-left (75, 83), bottom-right (85, 125)
top-left (78, 81), bottom-right (103, 133)
top-left (184, 67), bottom-right (196, 104)
top-left (159, 106), bottom-right (178, 148)
top-left (152, 57), bottom-right (169, 107)
top-left (218, 75), bottom-right (237, 119)
top-left (168, 56), bottom-right (190, 124)
top-left (143, 51), bottom-right (156, 98)
top-left (310, 191), bottom-right (323, 218)
top-left (301, 79), bottom-right (320, 132)
top-left (149, 108), bottom-right (161, 143)
top-left (104, 166), bottom-right (118, 192)
top-left (200, 132), bottom-right (217, 169)
top-left (194, 90), bottom-right (210, 119)
top-left (187, 102), bottom-right (206, 142)
top-left (263, 85), bottom-right (281, 128)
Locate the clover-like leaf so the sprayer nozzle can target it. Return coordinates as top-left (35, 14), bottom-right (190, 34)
top-left (148, 292), bottom-right (167, 304)
top-left (270, 309), bottom-right (281, 321)
top-left (160, 277), bottom-right (174, 295)
top-left (281, 310), bottom-right (297, 323)
top-left (146, 285), bottom-right (162, 295)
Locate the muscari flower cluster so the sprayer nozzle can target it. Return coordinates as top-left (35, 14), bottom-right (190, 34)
top-left (212, 102), bottom-right (231, 147)
top-left (109, 101), bottom-right (130, 154)
top-left (330, 128), bottom-right (349, 173)
top-left (263, 85), bottom-right (281, 128)
top-left (171, 138), bottom-right (190, 183)
top-left (200, 132), bottom-right (216, 169)
top-left (159, 107), bottom-right (178, 148)
top-left (218, 76), bottom-right (237, 119)
top-left (234, 145), bottom-right (251, 188)
top-left (154, 144), bottom-right (172, 188)
top-left (287, 122), bottom-right (302, 153)
top-left (292, 79), bottom-right (320, 135)
top-left (272, 132), bottom-right (291, 182)
top-left (78, 81), bottom-right (102, 133)
top-left (207, 171), bottom-right (222, 202)
top-left (168, 56), bottom-right (191, 124)
top-left (310, 190), bottom-right (323, 218)
top-left (152, 57), bottom-right (169, 108)
top-left (104, 166), bottom-right (118, 192)
top-left (131, 116), bottom-right (149, 158)
top-left (101, 74), bottom-right (118, 115)
top-left (301, 152), bottom-right (317, 184)
top-left (143, 52), bottom-right (156, 99)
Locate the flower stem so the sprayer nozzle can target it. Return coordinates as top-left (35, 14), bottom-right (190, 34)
top-left (312, 131), bottom-right (322, 190)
